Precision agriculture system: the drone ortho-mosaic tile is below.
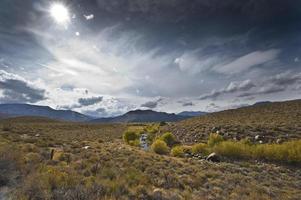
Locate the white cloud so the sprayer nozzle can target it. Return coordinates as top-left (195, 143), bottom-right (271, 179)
top-left (213, 49), bottom-right (281, 74)
top-left (84, 14), bottom-right (94, 20)
top-left (199, 79), bottom-right (255, 100)
top-left (175, 49), bottom-right (220, 75)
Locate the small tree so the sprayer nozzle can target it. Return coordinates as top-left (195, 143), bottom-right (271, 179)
top-left (151, 139), bottom-right (169, 155)
top-left (160, 132), bottom-right (177, 147)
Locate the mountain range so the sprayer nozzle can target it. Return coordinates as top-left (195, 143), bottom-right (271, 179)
top-left (0, 104), bottom-right (91, 122)
top-left (0, 104), bottom-right (207, 122)
top-left (91, 110), bottom-right (192, 123)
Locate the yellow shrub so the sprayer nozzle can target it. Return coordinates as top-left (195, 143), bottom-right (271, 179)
top-left (160, 132), bottom-right (177, 147)
top-left (213, 141), bottom-right (252, 159)
top-left (191, 143), bottom-right (208, 155)
top-left (213, 140), bottom-right (301, 164)
top-left (171, 146), bottom-right (185, 157)
top-left (208, 133), bottom-right (224, 147)
top-left (151, 139), bottom-right (169, 155)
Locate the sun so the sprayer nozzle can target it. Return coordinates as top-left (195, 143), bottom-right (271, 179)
top-left (50, 3), bottom-right (70, 25)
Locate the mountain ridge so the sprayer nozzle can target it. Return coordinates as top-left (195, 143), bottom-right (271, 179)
top-left (0, 104), bottom-right (92, 122)
top-left (91, 109), bottom-right (190, 123)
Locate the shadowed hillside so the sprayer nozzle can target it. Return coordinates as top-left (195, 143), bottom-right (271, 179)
top-left (165, 99), bottom-right (301, 144)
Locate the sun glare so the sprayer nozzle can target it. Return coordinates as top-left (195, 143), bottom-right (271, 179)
top-left (50, 3), bottom-right (70, 25)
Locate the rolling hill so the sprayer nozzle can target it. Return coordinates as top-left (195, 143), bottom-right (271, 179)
top-left (165, 99), bottom-right (301, 144)
top-left (0, 104), bottom-right (92, 122)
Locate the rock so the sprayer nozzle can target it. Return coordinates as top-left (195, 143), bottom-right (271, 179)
top-left (255, 135), bottom-right (260, 140)
top-left (206, 153), bottom-right (220, 162)
top-left (184, 153), bottom-right (191, 157)
top-left (259, 140), bottom-right (263, 144)
top-left (50, 148), bottom-right (64, 160)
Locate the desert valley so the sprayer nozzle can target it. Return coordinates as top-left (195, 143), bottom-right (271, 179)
top-left (0, 99), bottom-right (300, 199)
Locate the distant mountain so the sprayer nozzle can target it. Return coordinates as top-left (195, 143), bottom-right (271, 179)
top-left (91, 109), bottom-right (190, 123)
top-left (0, 104), bottom-right (92, 122)
top-left (178, 111), bottom-right (208, 117)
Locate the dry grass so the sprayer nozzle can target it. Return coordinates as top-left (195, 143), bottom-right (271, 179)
top-left (0, 117), bottom-right (300, 199)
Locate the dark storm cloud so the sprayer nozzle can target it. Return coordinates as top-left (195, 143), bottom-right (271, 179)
top-left (182, 102), bottom-right (194, 107)
top-left (83, 108), bottom-right (108, 117)
top-left (61, 96), bottom-right (104, 110)
top-left (141, 101), bottom-right (158, 109)
top-left (0, 71), bottom-right (46, 103)
top-left (78, 96), bottom-right (103, 106)
top-left (141, 98), bottom-right (164, 109)
top-left (94, 0), bottom-right (298, 24)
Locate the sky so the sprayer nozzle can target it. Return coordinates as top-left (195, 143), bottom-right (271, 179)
top-left (1, 0), bottom-right (301, 117)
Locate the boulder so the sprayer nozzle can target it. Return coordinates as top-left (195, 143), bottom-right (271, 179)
top-left (206, 153), bottom-right (220, 162)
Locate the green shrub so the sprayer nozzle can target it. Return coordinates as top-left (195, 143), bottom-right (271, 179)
top-left (160, 132), bottom-right (177, 147)
top-left (123, 131), bottom-right (139, 144)
top-left (208, 133), bottom-right (224, 147)
top-left (151, 139), bottom-right (169, 155)
top-left (171, 146), bottom-right (185, 157)
top-left (191, 143), bottom-right (208, 155)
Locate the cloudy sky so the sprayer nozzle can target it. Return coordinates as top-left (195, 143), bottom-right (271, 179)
top-left (1, 0), bottom-right (301, 117)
